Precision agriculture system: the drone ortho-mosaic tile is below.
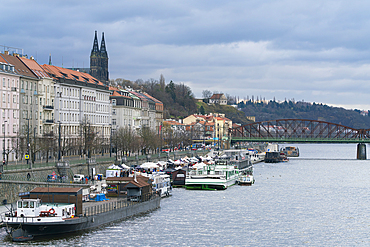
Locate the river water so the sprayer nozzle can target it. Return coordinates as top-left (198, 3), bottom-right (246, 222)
top-left (1, 143), bottom-right (370, 246)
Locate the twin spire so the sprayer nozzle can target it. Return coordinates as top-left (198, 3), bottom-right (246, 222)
top-left (91, 31), bottom-right (107, 57)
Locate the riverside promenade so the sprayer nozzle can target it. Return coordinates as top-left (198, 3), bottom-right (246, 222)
top-left (0, 150), bottom-right (209, 203)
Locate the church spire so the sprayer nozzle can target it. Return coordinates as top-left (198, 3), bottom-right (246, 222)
top-left (48, 53), bottom-right (52, 65)
top-left (100, 32), bottom-right (108, 58)
top-left (91, 30), bottom-right (100, 57)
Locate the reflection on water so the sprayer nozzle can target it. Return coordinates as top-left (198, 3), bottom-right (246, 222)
top-left (1, 144), bottom-right (370, 246)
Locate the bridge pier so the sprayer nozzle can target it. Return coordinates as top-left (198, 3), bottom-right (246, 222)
top-left (357, 143), bottom-right (366, 160)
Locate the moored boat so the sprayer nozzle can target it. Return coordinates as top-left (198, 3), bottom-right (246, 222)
top-left (281, 146), bottom-right (299, 157)
top-left (237, 166), bottom-right (255, 186)
top-left (149, 173), bottom-right (172, 197)
top-left (237, 174), bottom-right (255, 186)
top-left (2, 185), bottom-right (160, 241)
top-left (185, 160), bottom-right (239, 190)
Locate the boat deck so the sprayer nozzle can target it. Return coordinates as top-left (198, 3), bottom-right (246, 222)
top-left (82, 196), bottom-right (128, 209)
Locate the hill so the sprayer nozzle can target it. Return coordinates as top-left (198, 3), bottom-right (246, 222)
top-left (238, 100), bottom-right (370, 129)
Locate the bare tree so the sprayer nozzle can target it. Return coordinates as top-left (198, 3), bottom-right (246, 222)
top-left (39, 131), bottom-right (56, 163)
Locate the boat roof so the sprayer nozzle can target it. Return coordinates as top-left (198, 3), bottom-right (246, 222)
top-left (29, 187), bottom-right (83, 193)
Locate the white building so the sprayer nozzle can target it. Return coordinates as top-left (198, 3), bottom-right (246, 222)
top-left (43, 65), bottom-right (111, 156)
top-left (0, 54), bottom-right (20, 162)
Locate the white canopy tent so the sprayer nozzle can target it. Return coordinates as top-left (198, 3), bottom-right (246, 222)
top-left (140, 162), bottom-right (159, 169)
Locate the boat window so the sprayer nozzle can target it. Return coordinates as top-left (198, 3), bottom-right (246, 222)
top-left (18, 201), bottom-right (22, 208)
top-left (30, 201), bottom-right (35, 208)
top-left (23, 201), bottom-right (29, 208)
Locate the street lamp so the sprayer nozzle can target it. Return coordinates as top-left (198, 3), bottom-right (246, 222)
top-left (217, 123), bottom-right (220, 150)
top-left (27, 118), bottom-right (30, 168)
top-left (58, 121), bottom-right (61, 161)
top-left (101, 126), bottom-right (104, 156)
top-left (109, 124), bottom-right (112, 157)
top-left (3, 120), bottom-right (7, 166)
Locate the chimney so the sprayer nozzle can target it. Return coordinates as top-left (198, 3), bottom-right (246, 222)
top-left (134, 170), bottom-right (137, 183)
top-left (4, 51), bottom-right (9, 55)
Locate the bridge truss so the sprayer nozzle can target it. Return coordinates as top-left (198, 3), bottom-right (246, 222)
top-left (231, 119), bottom-right (370, 143)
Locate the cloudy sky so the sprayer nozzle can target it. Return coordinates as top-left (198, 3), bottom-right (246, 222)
top-left (2, 0), bottom-right (370, 110)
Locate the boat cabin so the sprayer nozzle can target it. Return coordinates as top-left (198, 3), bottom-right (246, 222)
top-left (19, 187), bottom-right (83, 215)
top-left (15, 198), bottom-right (75, 218)
top-left (172, 169), bottom-right (186, 187)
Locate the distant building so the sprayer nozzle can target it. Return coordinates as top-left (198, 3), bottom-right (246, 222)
top-left (90, 31), bottom-right (109, 86)
top-left (109, 87), bottom-right (163, 133)
top-left (209, 93), bottom-right (227, 105)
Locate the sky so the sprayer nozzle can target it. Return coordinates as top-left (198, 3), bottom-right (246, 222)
top-left (2, 0), bottom-right (370, 110)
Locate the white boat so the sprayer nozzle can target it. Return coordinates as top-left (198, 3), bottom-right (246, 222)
top-left (250, 152), bottom-right (265, 164)
top-left (149, 173), bottom-right (172, 197)
top-left (185, 160), bottom-right (239, 190)
top-left (237, 174), bottom-right (255, 186)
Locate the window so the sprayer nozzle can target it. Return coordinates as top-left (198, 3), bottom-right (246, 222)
top-left (2, 93), bottom-right (5, 103)
top-left (2, 78), bottom-right (5, 87)
top-left (13, 95), bottom-right (16, 103)
top-left (13, 124), bottom-right (16, 133)
top-left (112, 99), bottom-right (116, 106)
top-left (112, 119), bottom-right (116, 125)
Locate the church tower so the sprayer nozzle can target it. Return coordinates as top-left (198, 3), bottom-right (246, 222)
top-left (100, 32), bottom-right (109, 84)
top-left (89, 31), bottom-right (109, 85)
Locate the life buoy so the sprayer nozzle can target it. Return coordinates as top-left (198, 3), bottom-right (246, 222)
top-left (49, 208), bottom-right (55, 214)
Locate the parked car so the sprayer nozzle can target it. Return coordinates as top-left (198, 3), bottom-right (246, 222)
top-left (73, 174), bottom-right (85, 183)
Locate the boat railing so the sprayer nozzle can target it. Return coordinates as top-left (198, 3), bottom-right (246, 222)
top-left (1, 215), bottom-right (63, 224)
top-left (83, 193), bottom-right (159, 217)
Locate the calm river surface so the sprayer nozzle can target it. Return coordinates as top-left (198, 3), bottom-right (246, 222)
top-left (1, 143), bottom-right (370, 246)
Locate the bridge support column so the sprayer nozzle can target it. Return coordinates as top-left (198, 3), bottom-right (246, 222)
top-left (357, 143), bottom-right (366, 160)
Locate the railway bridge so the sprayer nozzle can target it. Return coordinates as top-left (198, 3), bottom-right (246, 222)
top-left (230, 119), bottom-right (370, 159)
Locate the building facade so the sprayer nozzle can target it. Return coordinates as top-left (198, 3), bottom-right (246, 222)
top-left (42, 64), bottom-right (111, 157)
top-left (0, 55), bottom-right (20, 162)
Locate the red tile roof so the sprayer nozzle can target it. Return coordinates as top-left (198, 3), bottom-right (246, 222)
top-left (0, 53), bottom-right (38, 78)
top-left (164, 120), bottom-right (184, 125)
top-left (42, 64), bottom-right (104, 86)
top-left (210, 93), bottom-right (224, 99)
top-left (18, 57), bottom-right (51, 78)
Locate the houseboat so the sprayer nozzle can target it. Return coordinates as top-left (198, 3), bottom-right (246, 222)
top-left (185, 160), bottom-right (240, 190)
top-left (149, 173), bottom-right (172, 197)
top-left (2, 183), bottom-right (160, 241)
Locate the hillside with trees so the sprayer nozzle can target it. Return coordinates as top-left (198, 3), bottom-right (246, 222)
top-left (237, 100), bottom-right (370, 129)
top-left (111, 75), bottom-right (197, 119)
top-left (110, 76), bottom-right (370, 129)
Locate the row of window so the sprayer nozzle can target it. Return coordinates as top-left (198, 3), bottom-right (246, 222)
top-left (60, 112), bottom-right (110, 124)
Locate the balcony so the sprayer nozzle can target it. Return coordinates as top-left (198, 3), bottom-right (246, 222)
top-left (43, 105), bottom-right (54, 110)
top-left (43, 119), bottom-right (54, 124)
top-left (11, 87), bottom-right (17, 92)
